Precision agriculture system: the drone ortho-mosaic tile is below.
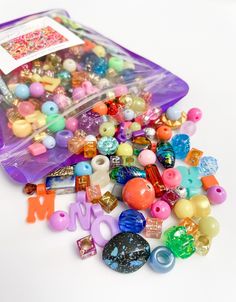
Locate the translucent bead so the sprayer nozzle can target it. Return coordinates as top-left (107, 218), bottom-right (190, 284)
top-left (180, 121), bottom-right (197, 136)
top-left (84, 141), bottom-right (97, 158)
top-left (195, 233), bottom-right (211, 256)
top-left (198, 216), bottom-right (220, 238)
top-left (171, 134), bottom-right (190, 159)
top-left (185, 148), bottom-right (203, 166)
top-left (145, 164), bottom-right (166, 198)
top-left (179, 217), bottom-right (199, 235)
top-left (161, 190), bottom-right (180, 208)
top-left (97, 137), bottom-right (119, 155)
top-left (198, 156), bottom-right (218, 176)
top-left (118, 209), bottom-right (146, 233)
top-left (110, 166), bottom-right (146, 184)
top-left (130, 96), bottom-right (146, 113)
top-left (86, 185), bottom-right (102, 203)
top-left (108, 57), bottom-right (124, 72)
top-left (98, 191), bottom-right (118, 213)
top-left (174, 199), bottom-right (194, 219)
top-left (90, 171), bottom-right (110, 188)
top-left (75, 175), bottom-right (90, 191)
top-left (145, 217), bottom-right (162, 239)
top-left (92, 57), bottom-right (108, 76)
top-left (68, 136), bottom-right (85, 154)
top-left (77, 235), bottom-right (97, 259)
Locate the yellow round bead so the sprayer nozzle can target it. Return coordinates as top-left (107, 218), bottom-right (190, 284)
top-left (130, 97), bottom-right (146, 113)
top-left (93, 45), bottom-right (106, 57)
top-left (99, 122), bottom-right (116, 137)
top-left (130, 122), bottom-right (141, 132)
top-left (190, 195), bottom-right (211, 218)
top-left (12, 119), bottom-right (32, 138)
top-left (116, 143), bottom-right (133, 156)
top-left (174, 198), bottom-right (194, 219)
top-left (199, 216), bottom-right (220, 238)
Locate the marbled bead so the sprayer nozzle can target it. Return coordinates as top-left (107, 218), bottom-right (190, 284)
top-left (97, 136), bottom-right (119, 155)
top-left (118, 209), bottom-right (146, 233)
top-left (110, 166), bottom-right (146, 184)
top-left (156, 142), bottom-right (175, 168)
top-left (171, 134), bottom-right (190, 159)
top-left (198, 156), bottom-right (218, 176)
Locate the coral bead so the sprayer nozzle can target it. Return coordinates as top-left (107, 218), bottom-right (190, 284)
top-left (18, 101), bottom-right (35, 117)
top-left (174, 199), bottom-right (194, 219)
top-left (92, 101), bottom-right (108, 115)
top-left (187, 108), bottom-right (202, 123)
top-left (156, 125), bottom-right (172, 141)
top-left (162, 168), bottom-right (182, 189)
top-left (138, 149), bottom-right (156, 166)
top-left (207, 185), bottom-right (227, 205)
top-left (49, 211), bottom-right (70, 231)
top-left (198, 216), bottom-right (220, 238)
top-left (122, 178), bottom-right (155, 210)
top-left (190, 195), bottom-right (211, 217)
top-left (66, 117), bottom-right (79, 132)
top-left (116, 142), bottom-right (133, 156)
top-left (150, 200), bottom-right (171, 220)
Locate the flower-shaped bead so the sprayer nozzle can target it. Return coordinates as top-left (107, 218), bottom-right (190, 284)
top-left (176, 166), bottom-right (202, 198)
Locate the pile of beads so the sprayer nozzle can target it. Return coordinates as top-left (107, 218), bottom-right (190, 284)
top-left (23, 103), bottom-right (227, 274)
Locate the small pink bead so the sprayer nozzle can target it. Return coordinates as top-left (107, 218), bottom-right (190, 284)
top-left (66, 117), bottom-right (79, 132)
top-left (114, 84), bottom-right (128, 97)
top-left (162, 168), bottom-right (181, 189)
top-left (138, 149), bottom-right (157, 166)
top-left (150, 200), bottom-right (171, 220)
top-left (49, 211), bottom-right (70, 231)
top-left (29, 82), bottom-right (45, 98)
top-left (53, 94), bottom-right (72, 110)
top-left (187, 107), bottom-right (202, 123)
top-left (28, 142), bottom-right (47, 156)
top-left (207, 185), bottom-right (227, 205)
top-left (72, 87), bottom-right (86, 100)
top-left (18, 101), bottom-right (35, 117)
top-left (180, 121), bottom-right (197, 136)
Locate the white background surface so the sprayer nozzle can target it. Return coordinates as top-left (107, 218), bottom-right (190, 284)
top-left (0, 1), bottom-right (236, 301)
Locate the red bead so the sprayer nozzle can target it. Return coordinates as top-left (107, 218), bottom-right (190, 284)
top-left (145, 164), bottom-right (166, 198)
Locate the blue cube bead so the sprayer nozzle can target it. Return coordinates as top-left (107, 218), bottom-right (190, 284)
top-left (171, 134), bottom-right (190, 159)
top-left (118, 209), bottom-right (146, 233)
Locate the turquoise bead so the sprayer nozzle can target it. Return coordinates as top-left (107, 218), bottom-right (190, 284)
top-left (42, 101), bottom-right (59, 115)
top-left (171, 134), bottom-right (190, 159)
top-left (176, 166), bottom-right (202, 198)
top-left (74, 161), bottom-right (92, 176)
top-left (15, 84), bottom-right (30, 99)
top-left (97, 137), bottom-right (119, 155)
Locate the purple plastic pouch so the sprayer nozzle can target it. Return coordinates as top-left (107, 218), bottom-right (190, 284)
top-left (0, 9), bottom-right (188, 183)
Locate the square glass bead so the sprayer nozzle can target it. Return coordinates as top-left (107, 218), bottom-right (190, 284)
top-left (77, 235), bottom-right (97, 259)
top-left (185, 148), bottom-right (203, 166)
top-left (75, 175), bottom-right (90, 191)
top-left (98, 191), bottom-right (118, 213)
top-left (84, 141), bottom-right (97, 158)
top-left (145, 217), bottom-right (162, 239)
top-left (179, 217), bottom-right (199, 235)
top-left (68, 136), bottom-right (85, 154)
top-left (109, 156), bottom-right (122, 169)
top-left (86, 185), bottom-right (102, 203)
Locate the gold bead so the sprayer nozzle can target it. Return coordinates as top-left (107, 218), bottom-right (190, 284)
top-left (161, 111), bottom-right (187, 129)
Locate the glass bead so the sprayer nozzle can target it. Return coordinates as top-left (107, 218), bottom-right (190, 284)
top-left (163, 226), bottom-right (196, 259)
top-left (75, 175), bottom-right (90, 191)
top-left (145, 217), bottom-right (162, 239)
top-left (156, 142), bottom-right (175, 169)
top-left (171, 134), bottom-right (190, 159)
top-left (98, 191), bottom-right (118, 213)
top-left (185, 148), bottom-right (203, 166)
top-left (145, 164), bottom-right (166, 198)
top-left (68, 136), bottom-right (85, 154)
top-left (198, 156), bottom-right (218, 176)
top-left (23, 183), bottom-right (37, 195)
top-left (179, 217), bottom-right (199, 235)
top-left (180, 121), bottom-right (197, 136)
top-left (194, 233), bottom-right (211, 256)
top-left (110, 166), bottom-right (146, 184)
top-left (122, 155), bottom-right (137, 166)
top-left (97, 137), bottom-right (119, 155)
top-left (86, 185), bottom-right (102, 203)
top-left (77, 235), bottom-right (97, 259)
top-left (161, 189), bottom-right (180, 209)
top-left (84, 141), bottom-right (97, 158)
top-left (90, 171), bottom-right (110, 188)
top-left (148, 246), bottom-right (175, 273)
top-left (92, 57), bottom-right (108, 76)
top-left (111, 183), bottom-right (124, 201)
top-left (118, 209), bottom-right (146, 233)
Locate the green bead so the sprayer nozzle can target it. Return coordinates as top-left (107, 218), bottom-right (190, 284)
top-left (46, 114), bottom-right (66, 132)
top-left (99, 122), bottom-right (116, 137)
top-left (163, 226), bottom-right (196, 259)
top-left (108, 57), bottom-right (124, 72)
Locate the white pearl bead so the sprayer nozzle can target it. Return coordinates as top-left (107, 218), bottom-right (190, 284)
top-left (63, 59), bottom-right (77, 72)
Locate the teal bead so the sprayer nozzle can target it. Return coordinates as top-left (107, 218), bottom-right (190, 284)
top-left (177, 166), bottom-right (202, 198)
top-left (56, 70), bottom-right (71, 88)
top-left (97, 137), bottom-right (119, 155)
top-left (108, 57), bottom-right (124, 72)
top-left (42, 101), bottom-right (59, 115)
top-left (110, 166), bottom-right (146, 184)
top-left (156, 142), bottom-right (175, 168)
top-left (46, 114), bottom-right (66, 133)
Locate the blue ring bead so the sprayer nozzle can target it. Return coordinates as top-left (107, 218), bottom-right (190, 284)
top-left (42, 101), bottom-right (59, 115)
top-left (118, 209), bottom-right (146, 233)
top-left (74, 161), bottom-right (93, 176)
top-left (148, 246), bottom-right (175, 273)
top-left (15, 84), bottom-right (30, 99)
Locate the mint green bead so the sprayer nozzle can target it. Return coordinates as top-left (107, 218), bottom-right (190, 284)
top-left (46, 114), bottom-right (66, 133)
top-left (99, 122), bottom-right (116, 137)
top-left (108, 57), bottom-right (124, 72)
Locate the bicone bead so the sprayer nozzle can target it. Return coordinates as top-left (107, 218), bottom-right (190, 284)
top-left (74, 161), bottom-right (93, 176)
top-left (162, 168), bottom-right (182, 189)
top-left (118, 209), bottom-right (146, 233)
top-left (187, 107), bottom-right (202, 123)
top-left (198, 216), bottom-right (220, 238)
top-left (150, 200), bottom-right (171, 220)
top-left (207, 185), bottom-right (227, 205)
top-left (91, 155), bottom-right (110, 172)
top-left (49, 211), bottom-right (70, 231)
top-left (149, 246), bottom-right (175, 273)
top-left (138, 149), bottom-right (156, 166)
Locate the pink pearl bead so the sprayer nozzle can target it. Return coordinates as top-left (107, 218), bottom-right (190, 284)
top-left (180, 121), bottom-right (197, 136)
top-left (150, 200), bottom-right (171, 220)
top-left (72, 87), bottom-right (86, 101)
top-left (49, 211), bottom-right (70, 231)
top-left (207, 185), bottom-right (227, 205)
top-left (138, 149), bottom-right (157, 166)
top-left (162, 168), bottom-right (182, 189)
top-left (114, 84), bottom-right (128, 97)
top-left (53, 94), bottom-right (72, 110)
top-left (66, 117), bottom-right (79, 132)
top-left (29, 82), bottom-right (45, 98)
top-left (18, 101), bottom-right (35, 117)
top-left (187, 107), bottom-right (202, 123)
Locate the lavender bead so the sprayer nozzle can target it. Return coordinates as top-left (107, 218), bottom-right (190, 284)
top-left (132, 129), bottom-right (145, 138)
top-left (207, 185), bottom-right (227, 205)
top-left (49, 211), bottom-right (70, 231)
top-left (116, 131), bottom-right (127, 143)
top-left (56, 130), bottom-right (73, 148)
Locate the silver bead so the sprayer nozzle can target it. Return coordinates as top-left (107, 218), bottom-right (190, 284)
top-left (144, 127), bottom-right (156, 140)
top-left (175, 185), bottom-right (187, 199)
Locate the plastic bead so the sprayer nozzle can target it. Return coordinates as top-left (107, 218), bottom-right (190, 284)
top-left (201, 175), bottom-right (219, 191)
top-left (145, 217), bottom-right (162, 238)
top-left (144, 127), bottom-right (156, 140)
top-left (63, 58), bottom-right (77, 72)
top-left (138, 149), bottom-right (157, 166)
top-left (86, 185), bottom-right (102, 203)
top-left (190, 195), bottom-right (211, 217)
top-left (198, 156), bottom-right (218, 176)
top-left (93, 45), bottom-right (106, 57)
top-left (171, 134), bottom-right (190, 159)
top-left (92, 101), bottom-right (108, 115)
top-left (179, 217), bottom-right (199, 235)
top-left (77, 235), bottom-right (97, 259)
top-left (110, 166), bottom-right (146, 184)
top-left (166, 106), bottom-right (181, 121)
top-left (108, 57), bottom-right (124, 72)
top-left (207, 185), bottom-right (227, 205)
top-left (91, 155), bottom-right (110, 172)
top-left (195, 234), bottom-right (211, 256)
top-left (123, 109), bottom-right (135, 121)
top-left (180, 121), bottom-right (197, 136)
top-left (65, 117), bottom-right (79, 132)
top-left (145, 164), bottom-right (166, 198)
top-left (109, 156), bottom-right (122, 169)
top-left (49, 211), bottom-right (70, 231)
top-left (162, 168), bottom-right (182, 189)
top-left (53, 94), bottom-right (72, 110)
top-left (118, 209), bottom-right (146, 233)
top-left (46, 114), bottom-right (65, 132)
top-left (75, 175), bottom-right (90, 191)
top-left (161, 190), bottom-right (180, 209)
top-left (42, 136), bottom-right (56, 149)
top-left (149, 246), bottom-right (175, 273)
top-left (12, 119), bottom-right (32, 138)
top-left (116, 142), bottom-right (133, 156)
top-left (156, 125), bottom-right (172, 141)
top-left (175, 185), bottom-right (187, 199)
top-left (198, 216), bottom-right (220, 238)
top-left (185, 148), bottom-right (203, 166)
top-left (18, 101), bottom-right (35, 117)
top-left (68, 136), bottom-right (85, 154)
top-left (150, 200), bottom-right (171, 220)
top-left (98, 191), bottom-right (118, 213)
top-left (156, 142), bottom-right (175, 168)
top-left (90, 171), bottom-right (110, 188)
top-left (130, 96), bottom-right (146, 113)
top-left (15, 83), bottom-right (30, 99)
top-left (74, 161), bottom-right (93, 176)
top-left (28, 142), bottom-right (47, 156)
top-left (122, 177), bottom-right (155, 210)
top-left (29, 82), bottom-right (45, 98)
top-left (84, 141), bottom-right (97, 158)
top-left (174, 198), bottom-right (194, 219)
top-left (55, 130), bottom-right (73, 148)
top-left (187, 107), bottom-right (202, 123)
top-left (177, 166), bottom-right (202, 198)
top-left (72, 87), bottom-right (86, 100)
top-left (99, 122), bottom-right (116, 137)
top-left (111, 183), bottom-right (124, 201)
top-left (85, 135), bottom-right (97, 142)
top-left (130, 122), bottom-right (141, 131)
top-left (97, 137), bottom-right (119, 155)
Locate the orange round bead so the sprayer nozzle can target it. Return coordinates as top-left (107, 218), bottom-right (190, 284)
top-left (122, 178), bottom-right (155, 210)
top-left (92, 101), bottom-right (108, 115)
top-left (156, 125), bottom-right (172, 141)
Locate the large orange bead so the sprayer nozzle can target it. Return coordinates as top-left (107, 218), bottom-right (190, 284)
top-left (122, 178), bottom-right (155, 210)
top-left (92, 101), bottom-right (108, 115)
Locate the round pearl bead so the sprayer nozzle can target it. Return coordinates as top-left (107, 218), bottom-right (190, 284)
top-left (49, 211), bottom-right (70, 231)
top-left (18, 101), bottom-right (35, 117)
top-left (174, 199), bottom-right (194, 219)
top-left (166, 106), bottom-right (181, 121)
top-left (99, 122), bottom-right (116, 137)
top-left (199, 216), bottom-right (220, 238)
top-left (150, 200), bottom-right (171, 220)
top-left (66, 117), bottom-right (78, 132)
top-left (207, 185), bottom-right (227, 205)
top-left (190, 195), bottom-right (211, 217)
top-left (41, 101), bottom-right (59, 115)
top-left (29, 82), bottom-right (45, 98)
top-left (187, 107), bottom-right (202, 123)
top-left (43, 136), bottom-right (56, 149)
top-left (74, 161), bottom-right (93, 176)
top-left (116, 142), bottom-right (133, 156)
top-left (138, 149), bottom-right (156, 166)
top-left (15, 84), bottom-right (30, 99)
top-left (123, 109), bottom-right (135, 121)
top-left (149, 246), bottom-right (175, 273)
top-left (63, 58), bottom-right (77, 72)
top-left (162, 168), bottom-right (182, 189)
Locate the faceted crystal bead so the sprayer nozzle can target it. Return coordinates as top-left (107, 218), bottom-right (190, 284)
top-left (185, 148), bottom-right (203, 166)
top-left (145, 164), bottom-right (166, 198)
top-left (145, 217), bottom-right (162, 239)
top-left (161, 189), bottom-right (180, 209)
top-left (163, 226), bottom-right (196, 259)
top-left (98, 191), bottom-right (118, 213)
top-left (118, 209), bottom-right (146, 233)
top-left (194, 233), bottom-right (211, 256)
top-left (110, 166), bottom-right (146, 184)
top-left (77, 235), bottom-right (97, 259)
top-left (171, 134), bottom-right (190, 159)
top-left (75, 175), bottom-right (90, 191)
top-left (198, 156), bottom-right (218, 176)
top-left (179, 217), bottom-right (199, 235)
top-left (86, 185), bottom-right (102, 203)
top-left (84, 141), bottom-right (97, 158)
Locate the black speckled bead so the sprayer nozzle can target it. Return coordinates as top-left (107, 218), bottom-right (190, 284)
top-left (102, 232), bottom-right (150, 273)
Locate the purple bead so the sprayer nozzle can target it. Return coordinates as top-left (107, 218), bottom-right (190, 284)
top-left (29, 82), bottom-right (45, 98)
top-left (116, 131), bottom-right (127, 143)
top-left (49, 211), bottom-right (70, 231)
top-left (207, 185), bottom-right (227, 205)
top-left (132, 129), bottom-right (145, 138)
top-left (67, 200), bottom-right (92, 231)
top-left (55, 130), bottom-right (73, 148)
top-left (76, 191), bottom-right (87, 203)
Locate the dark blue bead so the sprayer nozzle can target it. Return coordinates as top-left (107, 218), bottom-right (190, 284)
top-left (121, 69), bottom-right (136, 82)
top-left (118, 209), bottom-right (146, 233)
top-left (171, 134), bottom-right (190, 159)
top-left (80, 52), bottom-right (99, 68)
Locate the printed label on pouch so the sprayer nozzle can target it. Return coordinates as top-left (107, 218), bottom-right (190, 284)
top-left (0, 16), bottom-right (84, 74)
